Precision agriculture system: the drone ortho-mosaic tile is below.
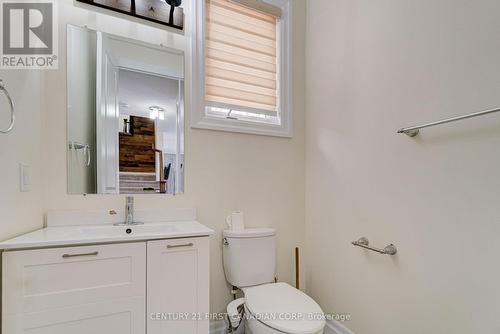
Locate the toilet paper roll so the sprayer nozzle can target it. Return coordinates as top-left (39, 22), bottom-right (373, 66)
top-left (229, 212), bottom-right (245, 231)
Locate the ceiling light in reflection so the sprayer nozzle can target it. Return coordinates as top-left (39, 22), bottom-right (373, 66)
top-left (149, 106), bottom-right (165, 120)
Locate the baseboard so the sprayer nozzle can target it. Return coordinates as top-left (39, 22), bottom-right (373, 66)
top-left (210, 319), bottom-right (226, 334)
top-left (324, 319), bottom-right (355, 334)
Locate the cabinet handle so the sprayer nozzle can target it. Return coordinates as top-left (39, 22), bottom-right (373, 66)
top-left (167, 243), bottom-right (194, 249)
top-left (62, 251), bottom-right (99, 258)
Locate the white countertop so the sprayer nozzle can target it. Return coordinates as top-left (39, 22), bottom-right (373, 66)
top-left (0, 221), bottom-right (214, 250)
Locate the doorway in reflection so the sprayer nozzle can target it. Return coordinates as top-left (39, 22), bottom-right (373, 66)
top-left (118, 69), bottom-right (184, 194)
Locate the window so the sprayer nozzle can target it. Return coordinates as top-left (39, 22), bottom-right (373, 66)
top-left (192, 0), bottom-right (292, 137)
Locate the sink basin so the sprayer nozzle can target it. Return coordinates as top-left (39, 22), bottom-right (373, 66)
top-left (79, 223), bottom-right (178, 237)
top-left (0, 221), bottom-right (214, 250)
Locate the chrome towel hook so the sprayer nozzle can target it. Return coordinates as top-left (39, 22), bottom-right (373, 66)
top-left (0, 79), bottom-right (15, 134)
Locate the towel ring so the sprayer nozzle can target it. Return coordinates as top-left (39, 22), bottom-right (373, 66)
top-left (0, 80), bottom-right (15, 134)
top-left (69, 142), bottom-right (91, 167)
top-left (84, 144), bottom-right (91, 167)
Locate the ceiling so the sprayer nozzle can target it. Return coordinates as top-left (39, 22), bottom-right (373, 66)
top-left (118, 68), bottom-right (179, 119)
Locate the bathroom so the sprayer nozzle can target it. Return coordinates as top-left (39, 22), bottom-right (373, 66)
top-left (0, 0), bottom-right (499, 333)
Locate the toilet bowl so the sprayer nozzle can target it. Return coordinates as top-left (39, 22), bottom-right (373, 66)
top-left (223, 228), bottom-right (325, 334)
top-left (243, 283), bottom-right (325, 334)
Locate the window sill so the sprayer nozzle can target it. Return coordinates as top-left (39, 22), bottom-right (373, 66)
top-left (191, 115), bottom-right (293, 138)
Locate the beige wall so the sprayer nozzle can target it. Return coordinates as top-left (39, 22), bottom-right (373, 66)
top-left (38, 0), bottom-right (305, 314)
top-left (0, 0), bottom-right (305, 315)
top-left (305, 0), bottom-right (500, 333)
top-left (0, 71), bottom-right (44, 241)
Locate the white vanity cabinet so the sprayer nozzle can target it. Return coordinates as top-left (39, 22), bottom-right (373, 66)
top-left (2, 237), bottom-right (210, 334)
top-left (147, 237), bottom-right (210, 334)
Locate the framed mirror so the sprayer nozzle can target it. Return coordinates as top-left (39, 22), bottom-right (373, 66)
top-left (67, 25), bottom-right (185, 195)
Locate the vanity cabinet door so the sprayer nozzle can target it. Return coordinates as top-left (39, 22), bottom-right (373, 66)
top-left (147, 237), bottom-right (210, 334)
top-left (2, 243), bottom-right (146, 334)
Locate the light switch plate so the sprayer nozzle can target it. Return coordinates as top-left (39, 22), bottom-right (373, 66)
top-left (19, 163), bottom-right (31, 192)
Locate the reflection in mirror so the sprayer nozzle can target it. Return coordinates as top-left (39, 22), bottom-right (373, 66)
top-left (67, 25), bottom-right (184, 195)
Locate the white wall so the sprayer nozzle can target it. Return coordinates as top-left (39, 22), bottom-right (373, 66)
top-left (0, 71), bottom-right (44, 240)
top-left (305, 1), bottom-right (500, 333)
top-left (39, 0), bottom-right (306, 314)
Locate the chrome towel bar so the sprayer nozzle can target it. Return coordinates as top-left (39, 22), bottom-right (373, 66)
top-left (352, 237), bottom-right (397, 255)
top-left (397, 106), bottom-right (500, 137)
top-left (0, 79), bottom-right (15, 134)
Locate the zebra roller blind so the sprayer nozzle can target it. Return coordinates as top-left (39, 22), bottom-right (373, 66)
top-left (205, 0), bottom-right (279, 115)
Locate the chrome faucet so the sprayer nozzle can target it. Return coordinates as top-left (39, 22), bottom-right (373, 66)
top-left (125, 196), bottom-right (134, 224)
top-left (114, 196), bottom-right (143, 226)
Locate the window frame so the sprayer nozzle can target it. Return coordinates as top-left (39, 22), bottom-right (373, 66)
top-left (191, 0), bottom-right (293, 138)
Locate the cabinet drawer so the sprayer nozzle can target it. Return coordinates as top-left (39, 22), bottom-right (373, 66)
top-left (3, 296), bottom-right (145, 334)
top-left (3, 242), bottom-right (146, 315)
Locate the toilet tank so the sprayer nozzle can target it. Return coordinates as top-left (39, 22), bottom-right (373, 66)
top-left (223, 228), bottom-right (276, 288)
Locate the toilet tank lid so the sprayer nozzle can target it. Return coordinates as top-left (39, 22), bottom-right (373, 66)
top-left (223, 228), bottom-right (276, 238)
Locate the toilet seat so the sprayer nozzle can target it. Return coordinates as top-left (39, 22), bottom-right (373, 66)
top-left (244, 283), bottom-right (325, 334)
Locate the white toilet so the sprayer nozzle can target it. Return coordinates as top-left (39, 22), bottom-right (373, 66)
top-left (223, 228), bottom-right (326, 334)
